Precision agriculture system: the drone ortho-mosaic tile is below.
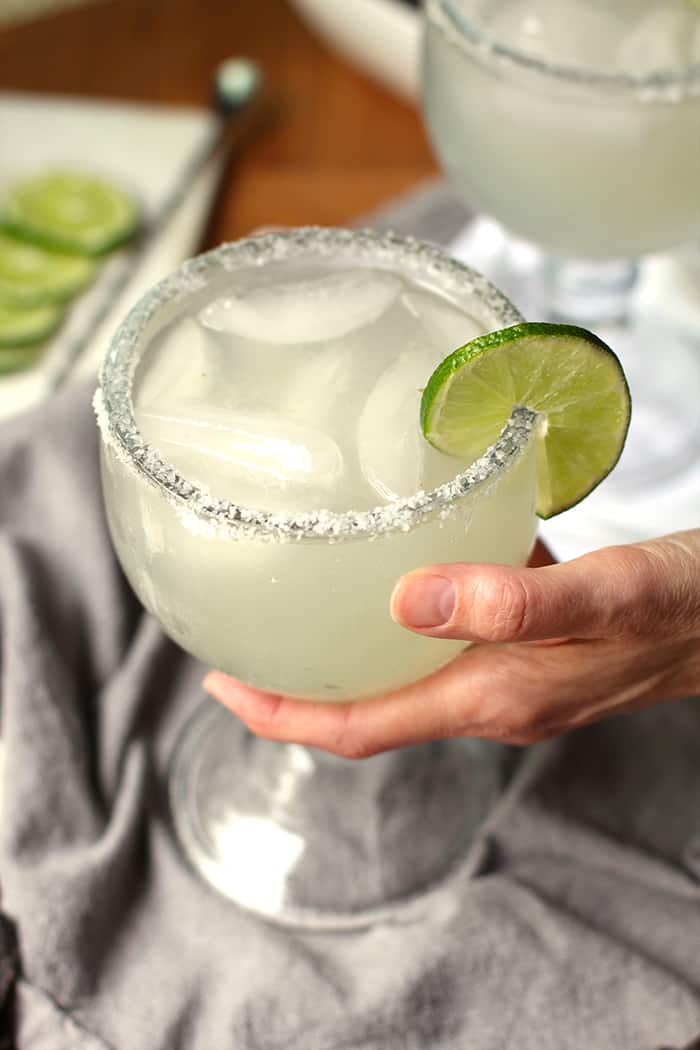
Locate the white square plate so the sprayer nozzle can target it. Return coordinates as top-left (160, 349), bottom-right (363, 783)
top-left (0, 92), bottom-right (221, 419)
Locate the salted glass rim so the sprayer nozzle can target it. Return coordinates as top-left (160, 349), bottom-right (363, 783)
top-left (430, 0), bottom-right (700, 93)
top-left (96, 227), bottom-right (537, 542)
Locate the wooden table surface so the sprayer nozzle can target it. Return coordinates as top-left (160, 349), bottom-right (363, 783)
top-left (0, 0), bottom-right (438, 246)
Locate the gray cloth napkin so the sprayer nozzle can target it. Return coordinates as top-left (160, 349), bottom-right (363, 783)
top-left (1, 189), bottom-right (700, 1050)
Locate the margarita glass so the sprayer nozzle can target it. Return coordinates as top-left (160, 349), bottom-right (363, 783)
top-left (422, 0), bottom-right (700, 484)
top-left (96, 228), bottom-right (538, 926)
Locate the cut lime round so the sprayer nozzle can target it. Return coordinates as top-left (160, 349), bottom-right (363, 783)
top-left (0, 343), bottom-right (44, 374)
top-left (0, 300), bottom-right (63, 346)
top-left (0, 230), bottom-right (96, 307)
top-left (1, 172), bottom-right (139, 255)
top-left (420, 322), bottom-right (631, 519)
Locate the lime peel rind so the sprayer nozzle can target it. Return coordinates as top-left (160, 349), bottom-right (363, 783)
top-left (0, 301), bottom-right (64, 346)
top-left (0, 344), bottom-right (45, 374)
top-left (0, 230), bottom-right (96, 307)
top-left (420, 321), bottom-right (631, 519)
top-left (1, 172), bottom-right (139, 256)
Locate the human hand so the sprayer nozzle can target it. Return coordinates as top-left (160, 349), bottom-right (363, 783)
top-left (203, 531), bottom-right (700, 757)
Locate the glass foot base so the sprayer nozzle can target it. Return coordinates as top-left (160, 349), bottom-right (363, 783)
top-left (169, 699), bottom-right (514, 929)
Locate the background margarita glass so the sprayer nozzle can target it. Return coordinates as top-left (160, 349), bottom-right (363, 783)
top-left (96, 228), bottom-right (539, 927)
top-left (422, 0), bottom-right (700, 485)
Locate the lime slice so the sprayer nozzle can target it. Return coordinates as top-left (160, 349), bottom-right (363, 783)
top-left (1, 172), bottom-right (139, 255)
top-left (0, 344), bottom-right (44, 374)
top-left (0, 300), bottom-right (63, 346)
top-left (0, 230), bottom-right (95, 307)
top-left (420, 322), bottom-right (631, 519)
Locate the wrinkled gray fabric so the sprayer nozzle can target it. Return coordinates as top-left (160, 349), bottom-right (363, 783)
top-left (1, 190), bottom-right (700, 1050)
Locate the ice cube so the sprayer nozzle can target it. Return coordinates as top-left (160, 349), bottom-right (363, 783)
top-left (402, 288), bottom-right (485, 355)
top-left (357, 345), bottom-right (467, 503)
top-left (137, 407), bottom-right (345, 511)
top-left (198, 269), bottom-right (401, 345)
top-left (134, 317), bottom-right (216, 413)
top-left (278, 321), bottom-right (396, 438)
top-left (280, 343), bottom-right (362, 432)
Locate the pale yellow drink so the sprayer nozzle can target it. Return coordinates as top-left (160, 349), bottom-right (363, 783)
top-left (423, 0), bottom-right (700, 259)
top-left (97, 230), bottom-right (538, 700)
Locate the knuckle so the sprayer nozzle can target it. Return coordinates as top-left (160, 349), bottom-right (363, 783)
top-left (470, 573), bottom-right (529, 642)
top-left (333, 738), bottom-right (375, 761)
top-left (631, 541), bottom-right (700, 637)
top-left (494, 714), bottom-right (540, 746)
top-left (329, 708), bottom-right (376, 761)
top-left (244, 694), bottom-right (283, 730)
top-left (472, 671), bottom-right (548, 745)
top-left (597, 545), bottom-right (674, 637)
top-left (495, 713), bottom-right (551, 746)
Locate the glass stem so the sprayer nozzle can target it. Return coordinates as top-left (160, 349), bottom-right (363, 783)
top-left (170, 699), bottom-right (519, 926)
top-left (544, 257), bottom-right (639, 326)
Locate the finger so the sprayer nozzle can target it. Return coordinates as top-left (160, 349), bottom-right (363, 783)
top-left (204, 643), bottom-right (613, 756)
top-left (204, 672), bottom-right (372, 756)
top-left (523, 534), bottom-right (567, 645)
top-left (203, 658), bottom-right (490, 757)
top-left (205, 625), bottom-right (694, 756)
top-left (390, 539), bottom-right (695, 644)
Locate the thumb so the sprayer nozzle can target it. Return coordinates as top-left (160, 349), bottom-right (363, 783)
top-left (390, 531), bottom-right (700, 644)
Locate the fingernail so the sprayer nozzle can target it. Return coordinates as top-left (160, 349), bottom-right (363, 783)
top-left (202, 671), bottom-right (227, 696)
top-left (393, 575), bottom-right (455, 628)
top-left (203, 672), bottom-right (279, 722)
